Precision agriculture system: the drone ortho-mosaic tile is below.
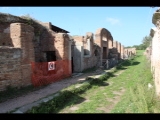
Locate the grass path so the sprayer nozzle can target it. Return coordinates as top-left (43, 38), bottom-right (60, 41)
top-left (27, 50), bottom-right (158, 113)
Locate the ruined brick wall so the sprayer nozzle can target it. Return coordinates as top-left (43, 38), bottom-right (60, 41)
top-left (72, 33), bottom-right (101, 72)
top-left (54, 33), bottom-right (66, 60)
top-left (124, 48), bottom-right (128, 59)
top-left (31, 22), bottom-right (71, 62)
top-left (124, 48), bottom-right (136, 59)
top-left (144, 46), bottom-right (152, 61)
top-left (121, 45), bottom-right (124, 59)
top-left (94, 28), bottom-right (113, 66)
top-left (0, 22), bottom-right (35, 91)
top-left (83, 55), bottom-right (99, 70)
top-left (0, 47), bottom-right (22, 91)
top-left (71, 35), bottom-right (84, 72)
top-left (150, 11), bottom-right (160, 96)
top-left (108, 36), bottom-right (113, 49)
top-left (110, 40), bottom-right (118, 59)
top-left (0, 23), bottom-right (13, 47)
top-left (0, 13), bottom-right (73, 90)
top-left (150, 28), bottom-right (156, 73)
top-left (113, 40), bottom-right (118, 48)
top-left (117, 42), bottom-right (121, 59)
top-left (83, 33), bottom-right (100, 70)
top-left (72, 36), bottom-right (84, 46)
top-left (10, 23), bottom-right (35, 86)
top-left (32, 22), bottom-right (56, 62)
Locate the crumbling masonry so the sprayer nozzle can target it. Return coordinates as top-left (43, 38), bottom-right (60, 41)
top-left (147, 9), bottom-right (160, 96)
top-left (0, 13), bottom-right (127, 91)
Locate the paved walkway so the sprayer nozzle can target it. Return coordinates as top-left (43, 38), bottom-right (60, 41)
top-left (0, 69), bottom-right (105, 113)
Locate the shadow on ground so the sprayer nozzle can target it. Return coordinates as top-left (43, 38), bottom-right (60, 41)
top-left (27, 57), bottom-right (139, 113)
top-left (26, 71), bottom-right (116, 113)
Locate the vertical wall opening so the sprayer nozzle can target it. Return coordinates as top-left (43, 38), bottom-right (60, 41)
top-left (94, 49), bottom-right (98, 56)
top-left (103, 47), bottom-right (107, 59)
top-left (84, 39), bottom-right (91, 56)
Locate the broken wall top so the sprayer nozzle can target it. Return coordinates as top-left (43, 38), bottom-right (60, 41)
top-left (152, 11), bottom-right (160, 26)
top-left (150, 27), bottom-right (157, 37)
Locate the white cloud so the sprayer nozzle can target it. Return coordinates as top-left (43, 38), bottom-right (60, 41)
top-left (106, 17), bottom-right (122, 26)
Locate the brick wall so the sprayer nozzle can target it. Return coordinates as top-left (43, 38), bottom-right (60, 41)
top-left (0, 47), bottom-right (22, 91)
top-left (150, 11), bottom-right (160, 96)
top-left (117, 42), bottom-right (121, 59)
top-left (0, 23), bottom-right (13, 47)
top-left (10, 23), bottom-right (35, 87)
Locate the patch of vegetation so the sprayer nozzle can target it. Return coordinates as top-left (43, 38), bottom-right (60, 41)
top-left (25, 57), bottom-right (134, 113)
top-left (13, 50), bottom-right (155, 113)
top-left (111, 50), bottom-right (160, 113)
top-left (26, 68), bottom-right (117, 113)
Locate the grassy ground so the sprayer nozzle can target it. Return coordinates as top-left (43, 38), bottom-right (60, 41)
top-left (111, 50), bottom-right (160, 113)
top-left (26, 50), bottom-right (159, 113)
top-left (12, 50), bottom-right (160, 113)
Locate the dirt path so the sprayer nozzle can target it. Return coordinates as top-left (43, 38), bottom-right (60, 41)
top-left (0, 69), bottom-right (104, 113)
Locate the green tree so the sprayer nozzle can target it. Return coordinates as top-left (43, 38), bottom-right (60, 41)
top-left (141, 35), bottom-right (152, 49)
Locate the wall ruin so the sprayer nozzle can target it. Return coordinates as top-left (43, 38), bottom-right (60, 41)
top-left (0, 12), bottom-right (127, 91)
top-left (149, 10), bottom-right (160, 96)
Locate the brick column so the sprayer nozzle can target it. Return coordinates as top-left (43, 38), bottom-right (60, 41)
top-left (10, 23), bottom-right (35, 86)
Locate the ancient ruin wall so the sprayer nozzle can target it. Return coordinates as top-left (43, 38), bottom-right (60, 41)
top-left (150, 28), bottom-right (157, 73)
top-left (94, 28), bottom-right (113, 66)
top-left (113, 40), bottom-right (118, 48)
top-left (83, 33), bottom-right (100, 70)
top-left (151, 11), bottom-right (160, 96)
top-left (121, 45), bottom-right (124, 59)
top-left (10, 23), bottom-right (35, 86)
top-left (117, 42), bottom-right (121, 59)
top-left (144, 46), bottom-right (152, 61)
top-left (0, 47), bottom-right (22, 91)
top-left (0, 23), bottom-right (13, 47)
top-left (0, 21), bottom-right (35, 91)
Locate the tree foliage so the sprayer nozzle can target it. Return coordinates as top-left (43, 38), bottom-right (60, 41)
top-left (129, 35), bottom-right (152, 50)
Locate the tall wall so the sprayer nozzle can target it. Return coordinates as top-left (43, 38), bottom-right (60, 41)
top-left (83, 33), bottom-right (100, 71)
top-left (150, 27), bottom-right (157, 73)
top-left (0, 22), bottom-right (35, 91)
top-left (150, 11), bottom-right (160, 96)
top-left (10, 23), bottom-right (35, 86)
top-left (113, 40), bottom-right (118, 48)
top-left (121, 45), bottom-right (124, 59)
top-left (117, 42), bottom-right (121, 59)
top-left (94, 28), bottom-right (114, 66)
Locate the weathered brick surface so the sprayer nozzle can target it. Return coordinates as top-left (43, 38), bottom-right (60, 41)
top-left (121, 45), bottom-right (124, 59)
top-left (113, 40), bottom-right (118, 48)
top-left (0, 23), bottom-right (13, 47)
top-left (117, 42), bottom-right (121, 59)
top-left (94, 28), bottom-right (114, 66)
top-left (0, 13), bottom-right (127, 91)
top-left (83, 33), bottom-right (100, 70)
top-left (0, 47), bottom-right (22, 91)
top-left (0, 23), bottom-right (35, 90)
top-left (150, 11), bottom-right (160, 96)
